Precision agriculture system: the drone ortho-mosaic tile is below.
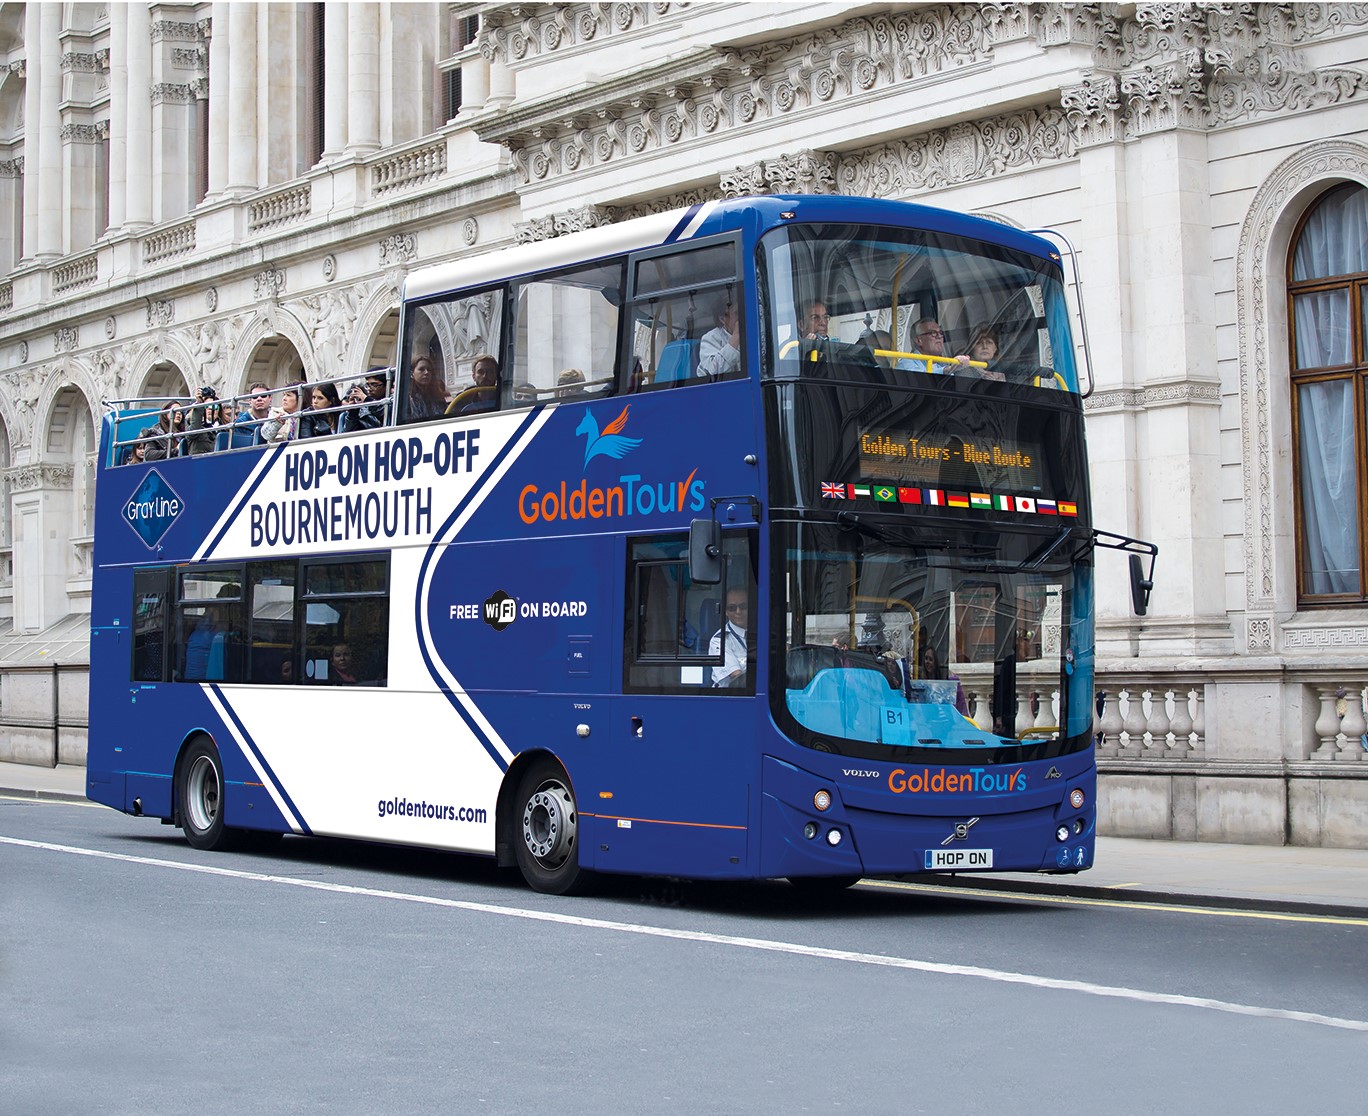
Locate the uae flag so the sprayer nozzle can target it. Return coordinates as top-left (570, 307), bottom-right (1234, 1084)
top-left (1015, 496), bottom-right (1037, 513)
top-left (898, 487), bottom-right (922, 504)
top-left (821, 482), bottom-right (847, 499)
top-left (848, 484), bottom-right (871, 499)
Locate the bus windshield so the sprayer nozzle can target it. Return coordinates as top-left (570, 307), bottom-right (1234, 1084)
top-left (760, 221), bottom-right (1077, 391)
top-left (778, 520), bottom-right (1094, 763)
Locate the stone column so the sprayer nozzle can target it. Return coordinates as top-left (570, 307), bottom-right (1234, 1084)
top-left (107, 4), bottom-right (128, 228)
top-left (345, 3), bottom-right (380, 154)
top-left (124, 2), bottom-right (153, 227)
top-left (225, 1), bottom-right (258, 192)
top-left (21, 2), bottom-right (40, 257)
top-left (206, 3), bottom-right (230, 195)
top-left (33, 4), bottom-right (63, 255)
top-left (321, 2), bottom-right (349, 159)
top-left (9, 464), bottom-right (75, 633)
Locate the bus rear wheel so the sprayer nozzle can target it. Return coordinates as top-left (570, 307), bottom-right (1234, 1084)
top-left (178, 737), bottom-right (236, 852)
top-left (514, 759), bottom-right (587, 895)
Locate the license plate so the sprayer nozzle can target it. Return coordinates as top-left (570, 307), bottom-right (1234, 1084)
top-left (925, 848), bottom-right (993, 870)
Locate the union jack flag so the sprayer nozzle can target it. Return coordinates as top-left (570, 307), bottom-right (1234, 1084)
top-left (821, 482), bottom-right (847, 499)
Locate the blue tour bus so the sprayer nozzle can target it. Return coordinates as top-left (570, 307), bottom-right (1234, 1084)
top-left (88, 194), bottom-right (1146, 894)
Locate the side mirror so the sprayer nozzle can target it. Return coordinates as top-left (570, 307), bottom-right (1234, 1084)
top-left (689, 518), bottom-right (722, 585)
top-left (1129, 553), bottom-right (1153, 616)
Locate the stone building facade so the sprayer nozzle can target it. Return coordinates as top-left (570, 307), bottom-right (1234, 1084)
top-left (0, 2), bottom-right (1365, 845)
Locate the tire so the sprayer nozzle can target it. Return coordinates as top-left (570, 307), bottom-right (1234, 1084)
top-left (513, 759), bottom-right (588, 895)
top-left (177, 737), bottom-right (237, 852)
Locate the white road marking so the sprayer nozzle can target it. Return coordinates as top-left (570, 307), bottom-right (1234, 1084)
top-left (4, 833), bottom-right (1366, 1034)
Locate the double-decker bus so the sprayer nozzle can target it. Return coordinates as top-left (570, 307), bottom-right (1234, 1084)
top-left (88, 194), bottom-right (1153, 893)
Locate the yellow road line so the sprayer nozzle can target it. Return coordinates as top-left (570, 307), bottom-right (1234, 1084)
top-left (860, 877), bottom-right (1368, 927)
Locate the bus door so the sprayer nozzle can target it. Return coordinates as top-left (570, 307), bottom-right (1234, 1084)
top-left (592, 530), bottom-right (757, 878)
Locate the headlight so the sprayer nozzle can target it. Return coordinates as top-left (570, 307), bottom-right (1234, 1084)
top-left (813, 789), bottom-right (832, 812)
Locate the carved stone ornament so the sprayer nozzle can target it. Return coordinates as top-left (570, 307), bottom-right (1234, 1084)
top-left (462, 218), bottom-right (479, 246)
top-left (378, 234), bottom-right (417, 266)
top-left (7, 463), bottom-right (75, 492)
top-left (322, 254), bottom-right (337, 282)
top-left (206, 286), bottom-right (218, 313)
top-left (104, 316), bottom-right (116, 340)
top-left (253, 268), bottom-right (287, 300)
top-left (18, 340), bottom-right (27, 362)
top-left (146, 299), bottom-right (175, 328)
top-left (54, 326), bottom-right (78, 352)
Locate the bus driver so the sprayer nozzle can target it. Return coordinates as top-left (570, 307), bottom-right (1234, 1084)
top-left (709, 588), bottom-right (749, 688)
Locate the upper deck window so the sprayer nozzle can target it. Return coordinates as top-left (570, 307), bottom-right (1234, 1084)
top-left (759, 223), bottom-right (1075, 393)
top-left (402, 288), bottom-right (506, 424)
top-left (624, 238), bottom-right (743, 393)
top-left (510, 259), bottom-right (625, 406)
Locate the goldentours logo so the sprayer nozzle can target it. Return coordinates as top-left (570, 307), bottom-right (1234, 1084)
top-left (123, 469), bottom-right (184, 549)
top-left (517, 403), bottom-right (706, 525)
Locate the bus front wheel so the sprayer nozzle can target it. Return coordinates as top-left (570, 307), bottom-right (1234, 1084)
top-left (514, 760), bottom-right (587, 895)
top-left (177, 737), bottom-right (235, 852)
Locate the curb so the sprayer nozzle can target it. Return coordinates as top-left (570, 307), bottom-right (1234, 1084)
top-left (894, 872), bottom-right (1368, 920)
top-left (0, 785), bottom-right (90, 806)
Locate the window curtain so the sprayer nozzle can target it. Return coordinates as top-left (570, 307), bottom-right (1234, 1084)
top-left (1292, 185), bottom-right (1368, 369)
top-left (1292, 186), bottom-right (1367, 594)
top-left (1297, 379), bottom-right (1359, 595)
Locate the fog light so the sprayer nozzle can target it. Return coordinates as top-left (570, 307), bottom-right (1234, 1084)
top-left (826, 828), bottom-right (843, 846)
top-left (1069, 788), bottom-right (1086, 810)
top-left (1056, 825), bottom-right (1070, 843)
top-left (803, 822), bottom-right (819, 840)
top-left (813, 789), bottom-right (832, 812)
top-left (1074, 818), bottom-right (1086, 835)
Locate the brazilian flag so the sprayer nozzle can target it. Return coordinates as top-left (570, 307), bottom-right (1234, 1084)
top-left (873, 485), bottom-right (897, 503)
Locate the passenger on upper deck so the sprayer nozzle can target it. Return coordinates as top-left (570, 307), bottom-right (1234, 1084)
top-left (301, 383), bottom-right (343, 438)
top-left (184, 386), bottom-right (227, 456)
top-left (345, 369), bottom-right (391, 432)
top-left (231, 382), bottom-right (274, 445)
top-left (407, 354), bottom-right (449, 421)
top-left (956, 325), bottom-right (1006, 382)
top-left (900, 318), bottom-right (951, 374)
top-left (142, 400), bottom-right (186, 460)
top-left (445, 354), bottom-right (499, 416)
top-left (698, 300), bottom-right (741, 379)
top-left (556, 368), bottom-right (587, 399)
top-left (262, 384), bottom-right (305, 443)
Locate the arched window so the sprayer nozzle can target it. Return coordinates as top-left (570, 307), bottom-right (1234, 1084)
top-left (1289, 182), bottom-right (1368, 604)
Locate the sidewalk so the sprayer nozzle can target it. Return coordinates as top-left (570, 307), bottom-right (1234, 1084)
top-left (3, 760), bottom-right (1366, 915)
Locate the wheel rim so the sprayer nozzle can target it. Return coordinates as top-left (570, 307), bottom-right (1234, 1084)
top-left (185, 754), bottom-right (220, 834)
top-left (521, 780), bottom-right (576, 869)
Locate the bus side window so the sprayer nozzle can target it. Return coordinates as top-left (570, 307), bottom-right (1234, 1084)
top-left (248, 562), bottom-right (297, 685)
top-left (131, 568), bottom-right (170, 682)
top-left (625, 240), bottom-right (741, 393)
top-left (510, 259), bottom-right (624, 406)
top-left (623, 532), bottom-right (755, 695)
top-left (175, 567), bottom-right (245, 684)
top-left (401, 290), bottom-right (506, 424)
top-left (299, 556), bottom-right (390, 686)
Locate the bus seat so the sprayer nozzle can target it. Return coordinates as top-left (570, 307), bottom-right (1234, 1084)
top-left (654, 339), bottom-right (699, 383)
top-left (217, 423), bottom-right (261, 451)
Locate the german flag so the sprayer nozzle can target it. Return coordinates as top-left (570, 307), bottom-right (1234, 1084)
top-left (947, 492), bottom-right (970, 508)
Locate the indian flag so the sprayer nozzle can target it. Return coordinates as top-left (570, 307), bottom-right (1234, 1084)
top-left (970, 492), bottom-right (992, 510)
top-left (947, 492), bottom-right (970, 508)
